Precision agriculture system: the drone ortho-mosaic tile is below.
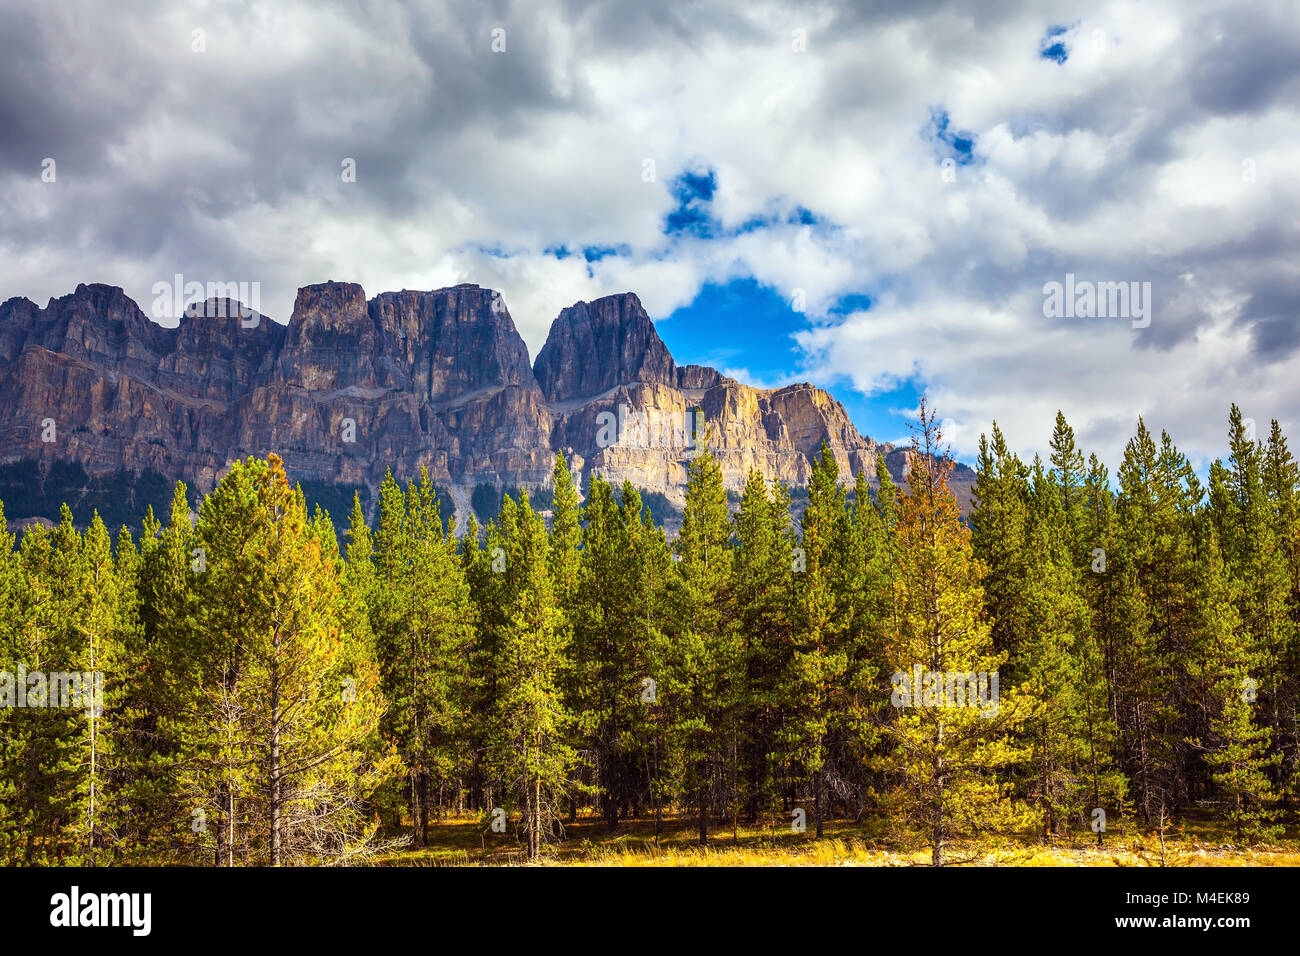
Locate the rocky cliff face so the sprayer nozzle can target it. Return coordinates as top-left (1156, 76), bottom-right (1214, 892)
top-left (536, 292), bottom-right (975, 517)
top-left (0, 282), bottom-right (973, 529)
top-left (534, 293), bottom-right (677, 401)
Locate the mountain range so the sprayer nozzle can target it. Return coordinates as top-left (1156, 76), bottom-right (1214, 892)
top-left (0, 280), bottom-right (973, 532)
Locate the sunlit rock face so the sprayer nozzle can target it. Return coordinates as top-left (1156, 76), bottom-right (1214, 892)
top-left (0, 282), bottom-right (973, 530)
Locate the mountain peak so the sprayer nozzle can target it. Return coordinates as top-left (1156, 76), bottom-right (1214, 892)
top-left (0, 278), bottom-right (977, 532)
top-left (533, 292), bottom-right (675, 402)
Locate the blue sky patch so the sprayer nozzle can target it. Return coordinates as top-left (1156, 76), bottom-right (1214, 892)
top-left (653, 277), bottom-right (932, 451)
top-left (467, 243), bottom-right (516, 259)
top-left (925, 108), bottom-right (976, 166)
top-left (662, 166), bottom-right (825, 240)
top-left (657, 278), bottom-right (800, 382)
top-left (830, 293), bottom-right (872, 315)
top-left (1040, 24), bottom-right (1070, 63)
top-left (664, 167), bottom-right (720, 237)
top-left (734, 204), bottom-right (823, 234)
top-left (581, 244), bottom-right (628, 262)
top-left (838, 378), bottom-right (926, 450)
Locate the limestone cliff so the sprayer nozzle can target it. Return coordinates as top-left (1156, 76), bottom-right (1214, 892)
top-left (0, 282), bottom-right (974, 530)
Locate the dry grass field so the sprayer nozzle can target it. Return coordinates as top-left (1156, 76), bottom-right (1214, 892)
top-left (369, 812), bottom-right (1300, 867)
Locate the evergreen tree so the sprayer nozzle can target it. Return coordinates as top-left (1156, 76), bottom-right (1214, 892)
top-left (77, 512), bottom-right (123, 862)
top-left (7, 508), bottom-right (89, 862)
top-left (548, 451), bottom-right (583, 609)
top-left (566, 477), bottom-right (652, 830)
top-left (781, 444), bottom-right (849, 837)
top-left (369, 468), bottom-right (473, 845)
top-left (1048, 411), bottom-right (1088, 553)
top-left (104, 522), bottom-right (143, 860)
top-left (0, 503), bottom-right (24, 861)
top-left (1015, 468), bottom-right (1125, 839)
top-left (1112, 421), bottom-right (1200, 822)
top-left (1190, 531), bottom-right (1282, 841)
top-left (666, 443), bottom-right (737, 844)
top-left (194, 455), bottom-right (392, 864)
top-left (880, 402), bottom-right (1027, 865)
top-left (482, 491), bottom-right (575, 860)
top-left (730, 469), bottom-right (795, 825)
top-left (1210, 406), bottom-right (1294, 801)
top-left (970, 424), bottom-right (1030, 659)
top-left (1261, 420), bottom-right (1300, 800)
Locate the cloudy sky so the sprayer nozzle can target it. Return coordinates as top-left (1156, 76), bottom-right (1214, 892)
top-left (2, 0), bottom-right (1298, 469)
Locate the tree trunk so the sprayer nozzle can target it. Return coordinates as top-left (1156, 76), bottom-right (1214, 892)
top-left (420, 772), bottom-right (430, 846)
top-left (815, 766), bottom-right (824, 838)
top-left (932, 726), bottom-right (944, 867)
top-left (270, 665), bottom-right (282, 866)
top-left (87, 637), bottom-right (97, 863)
top-left (698, 780), bottom-right (708, 846)
top-left (603, 749), bottom-right (619, 831)
top-left (214, 783), bottom-right (225, 867)
top-left (530, 775), bottom-right (542, 861)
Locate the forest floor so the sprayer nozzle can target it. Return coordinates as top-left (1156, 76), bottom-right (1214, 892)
top-left (370, 811), bottom-right (1300, 867)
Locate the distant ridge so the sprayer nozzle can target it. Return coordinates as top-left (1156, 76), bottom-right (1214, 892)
top-left (0, 282), bottom-right (973, 529)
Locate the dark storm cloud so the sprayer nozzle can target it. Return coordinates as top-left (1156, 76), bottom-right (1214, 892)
top-left (558, 0), bottom-right (769, 51)
top-left (1186, 2), bottom-right (1300, 117)
top-left (0, 0), bottom-right (609, 320)
top-left (0, 4), bottom-right (156, 172)
top-left (1240, 276), bottom-right (1300, 362)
